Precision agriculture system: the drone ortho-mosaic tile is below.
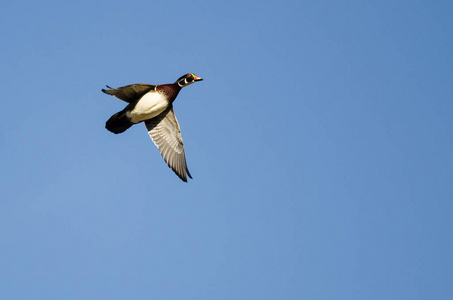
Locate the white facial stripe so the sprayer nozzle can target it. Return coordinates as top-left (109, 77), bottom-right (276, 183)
top-left (178, 78), bottom-right (194, 87)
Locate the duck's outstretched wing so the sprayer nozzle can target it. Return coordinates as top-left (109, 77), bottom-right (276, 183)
top-left (102, 84), bottom-right (156, 103)
top-left (145, 107), bottom-right (192, 182)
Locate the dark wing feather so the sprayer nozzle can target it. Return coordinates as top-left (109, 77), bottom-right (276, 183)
top-left (102, 83), bottom-right (156, 103)
top-left (145, 107), bottom-right (192, 182)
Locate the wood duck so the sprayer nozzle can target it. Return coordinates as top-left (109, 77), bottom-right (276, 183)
top-left (103, 73), bottom-right (203, 182)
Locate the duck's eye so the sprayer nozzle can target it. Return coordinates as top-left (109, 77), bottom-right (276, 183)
top-left (187, 76), bottom-right (194, 82)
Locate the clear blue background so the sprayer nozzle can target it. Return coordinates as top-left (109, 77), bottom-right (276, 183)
top-left (1, 1), bottom-right (452, 299)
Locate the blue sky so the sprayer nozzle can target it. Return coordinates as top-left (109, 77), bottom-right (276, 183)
top-left (1, 0), bottom-right (452, 299)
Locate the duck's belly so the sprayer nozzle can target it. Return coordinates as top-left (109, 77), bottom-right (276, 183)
top-left (127, 92), bottom-right (168, 123)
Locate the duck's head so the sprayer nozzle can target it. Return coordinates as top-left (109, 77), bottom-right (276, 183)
top-left (176, 73), bottom-right (203, 87)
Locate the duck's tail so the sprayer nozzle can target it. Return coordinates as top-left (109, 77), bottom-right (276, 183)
top-left (105, 110), bottom-right (134, 134)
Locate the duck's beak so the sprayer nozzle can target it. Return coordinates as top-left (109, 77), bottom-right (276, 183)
top-left (194, 76), bottom-right (203, 81)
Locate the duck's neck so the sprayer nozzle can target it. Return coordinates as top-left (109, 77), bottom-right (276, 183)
top-left (158, 83), bottom-right (182, 103)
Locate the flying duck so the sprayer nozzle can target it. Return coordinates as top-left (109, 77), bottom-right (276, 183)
top-left (103, 73), bottom-right (203, 182)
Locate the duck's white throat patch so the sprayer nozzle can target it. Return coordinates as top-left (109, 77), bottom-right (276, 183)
top-left (127, 91), bottom-right (168, 123)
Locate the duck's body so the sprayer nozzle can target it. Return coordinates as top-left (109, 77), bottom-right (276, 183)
top-left (127, 88), bottom-right (170, 123)
top-left (103, 74), bottom-right (203, 182)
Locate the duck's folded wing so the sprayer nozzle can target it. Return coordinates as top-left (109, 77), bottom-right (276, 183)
top-left (145, 107), bottom-right (192, 182)
top-left (102, 83), bottom-right (156, 103)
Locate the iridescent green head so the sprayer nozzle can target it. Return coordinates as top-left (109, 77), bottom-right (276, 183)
top-left (176, 73), bottom-right (203, 87)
